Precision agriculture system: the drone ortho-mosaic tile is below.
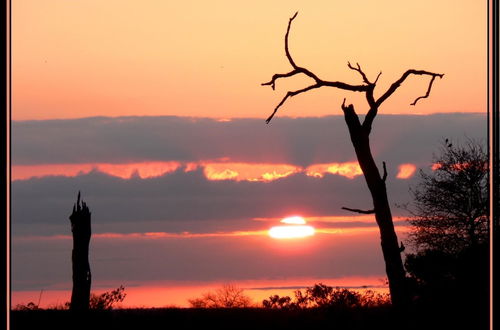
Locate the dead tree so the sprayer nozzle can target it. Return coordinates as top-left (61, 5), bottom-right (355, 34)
top-left (262, 12), bottom-right (443, 308)
top-left (69, 191), bottom-right (92, 311)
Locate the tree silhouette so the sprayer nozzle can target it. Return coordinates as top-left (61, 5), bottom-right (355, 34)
top-left (406, 138), bottom-right (488, 254)
top-left (188, 284), bottom-right (253, 308)
top-left (262, 12), bottom-right (443, 308)
top-left (403, 139), bottom-right (489, 312)
top-left (69, 191), bottom-right (92, 311)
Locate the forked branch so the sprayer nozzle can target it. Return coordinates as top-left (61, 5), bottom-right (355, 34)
top-left (376, 70), bottom-right (444, 107)
top-left (263, 13), bottom-right (444, 125)
top-left (347, 62), bottom-right (372, 85)
top-left (410, 74), bottom-right (442, 105)
top-left (262, 13), bottom-right (369, 123)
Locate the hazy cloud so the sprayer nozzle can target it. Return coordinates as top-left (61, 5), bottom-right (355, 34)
top-left (12, 165), bottom-right (420, 239)
top-left (12, 114), bottom-right (486, 167)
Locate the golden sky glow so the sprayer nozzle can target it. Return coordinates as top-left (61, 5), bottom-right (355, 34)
top-left (305, 162), bottom-right (363, 179)
top-left (202, 162), bottom-right (300, 182)
top-left (12, 0), bottom-right (486, 120)
top-left (11, 160), bottom-right (420, 181)
top-left (396, 163), bottom-right (417, 179)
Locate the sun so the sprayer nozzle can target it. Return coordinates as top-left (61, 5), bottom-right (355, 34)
top-left (268, 216), bottom-right (315, 239)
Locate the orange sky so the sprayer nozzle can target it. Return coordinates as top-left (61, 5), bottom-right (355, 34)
top-left (12, 226), bottom-right (400, 308)
top-left (12, 0), bottom-right (486, 120)
top-left (12, 276), bottom-right (390, 309)
top-left (10, 1), bottom-right (488, 310)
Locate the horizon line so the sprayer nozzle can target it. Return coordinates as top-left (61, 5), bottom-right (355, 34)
top-left (11, 112), bottom-right (487, 123)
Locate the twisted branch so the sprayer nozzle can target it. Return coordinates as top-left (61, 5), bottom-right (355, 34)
top-left (410, 74), bottom-right (442, 105)
top-left (262, 13), bottom-right (444, 125)
top-left (262, 13), bottom-right (370, 123)
top-left (348, 62), bottom-right (371, 85)
top-left (376, 70), bottom-right (444, 107)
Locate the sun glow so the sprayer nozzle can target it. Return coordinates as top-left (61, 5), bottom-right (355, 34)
top-left (269, 216), bottom-right (315, 239)
top-left (280, 216), bottom-right (307, 225)
top-left (268, 225), bottom-right (315, 239)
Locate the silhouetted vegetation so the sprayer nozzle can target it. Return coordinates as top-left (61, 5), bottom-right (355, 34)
top-left (13, 286), bottom-right (127, 311)
top-left (405, 138), bottom-right (488, 253)
top-left (401, 138), bottom-right (489, 327)
top-left (13, 302), bottom-right (40, 311)
top-left (88, 285), bottom-right (127, 310)
top-left (188, 284), bottom-right (253, 308)
top-left (263, 283), bottom-right (390, 310)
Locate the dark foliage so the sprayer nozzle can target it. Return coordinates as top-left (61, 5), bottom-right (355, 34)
top-left (262, 283), bottom-right (390, 310)
top-left (401, 138), bottom-right (489, 329)
top-left (406, 138), bottom-right (488, 254)
top-left (89, 285), bottom-right (127, 310)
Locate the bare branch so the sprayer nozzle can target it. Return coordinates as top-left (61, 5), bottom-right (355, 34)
top-left (362, 107), bottom-right (378, 133)
top-left (262, 71), bottom-right (302, 90)
top-left (321, 80), bottom-right (369, 91)
top-left (342, 207), bottom-right (375, 214)
top-left (263, 13), bottom-right (370, 123)
top-left (285, 12), bottom-right (299, 69)
top-left (266, 84), bottom-right (321, 123)
top-left (347, 62), bottom-right (371, 84)
top-left (263, 15), bottom-right (443, 124)
top-left (376, 70), bottom-right (444, 106)
top-left (410, 74), bottom-right (442, 106)
top-left (382, 161), bottom-right (387, 182)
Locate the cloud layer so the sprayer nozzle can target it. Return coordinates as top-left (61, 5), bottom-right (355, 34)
top-left (11, 113), bottom-right (486, 292)
top-left (13, 114), bottom-right (486, 167)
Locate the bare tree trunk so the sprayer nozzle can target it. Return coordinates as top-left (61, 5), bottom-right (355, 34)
top-left (342, 104), bottom-right (408, 307)
top-left (262, 12), bottom-right (442, 308)
top-left (69, 191), bottom-right (92, 311)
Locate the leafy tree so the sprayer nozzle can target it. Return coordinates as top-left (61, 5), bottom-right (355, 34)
top-left (405, 138), bottom-right (488, 254)
top-left (188, 284), bottom-right (253, 308)
top-left (262, 12), bottom-right (443, 308)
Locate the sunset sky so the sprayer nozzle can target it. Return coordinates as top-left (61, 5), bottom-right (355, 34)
top-left (11, 1), bottom-right (487, 308)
